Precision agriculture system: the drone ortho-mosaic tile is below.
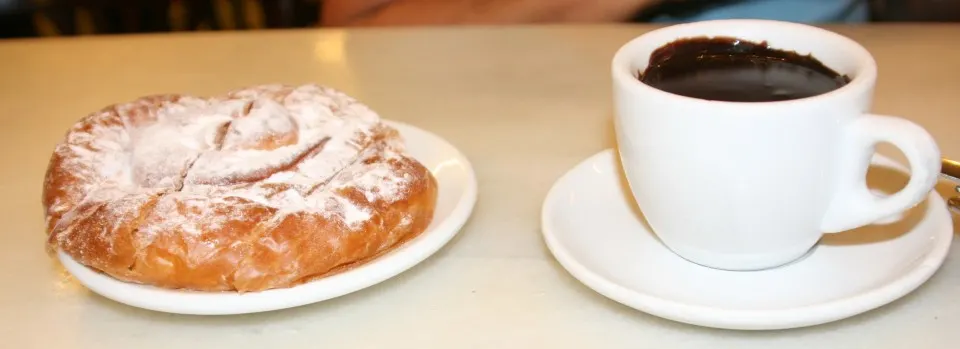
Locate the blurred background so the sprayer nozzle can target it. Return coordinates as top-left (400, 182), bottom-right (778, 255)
top-left (0, 0), bottom-right (321, 38)
top-left (1, 0), bottom-right (958, 39)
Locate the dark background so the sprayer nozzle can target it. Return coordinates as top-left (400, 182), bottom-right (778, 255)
top-left (1, 0), bottom-right (958, 39)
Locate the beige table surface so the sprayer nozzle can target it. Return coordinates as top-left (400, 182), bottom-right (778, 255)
top-left (1, 24), bottom-right (960, 348)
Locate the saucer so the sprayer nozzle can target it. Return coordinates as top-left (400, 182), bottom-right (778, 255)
top-left (541, 149), bottom-right (953, 330)
top-left (59, 120), bottom-right (478, 315)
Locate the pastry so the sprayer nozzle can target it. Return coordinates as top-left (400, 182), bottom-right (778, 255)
top-left (43, 84), bottom-right (438, 292)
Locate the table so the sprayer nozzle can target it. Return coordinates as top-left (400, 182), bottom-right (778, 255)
top-left (1, 24), bottom-right (959, 348)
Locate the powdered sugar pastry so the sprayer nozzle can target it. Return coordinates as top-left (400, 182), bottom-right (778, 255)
top-left (48, 84), bottom-right (416, 246)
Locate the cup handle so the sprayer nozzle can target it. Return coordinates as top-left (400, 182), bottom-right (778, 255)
top-left (820, 114), bottom-right (941, 233)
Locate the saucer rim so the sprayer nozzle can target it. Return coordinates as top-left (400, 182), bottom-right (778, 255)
top-left (58, 119), bottom-right (479, 315)
top-left (541, 148), bottom-right (953, 330)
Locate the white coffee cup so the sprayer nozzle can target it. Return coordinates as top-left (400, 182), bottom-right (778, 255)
top-left (611, 19), bottom-right (941, 271)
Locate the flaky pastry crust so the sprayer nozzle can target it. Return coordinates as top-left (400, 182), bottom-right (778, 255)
top-left (43, 84), bottom-right (438, 292)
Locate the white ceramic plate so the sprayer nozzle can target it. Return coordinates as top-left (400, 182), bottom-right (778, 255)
top-left (59, 120), bottom-right (478, 315)
top-left (541, 149), bottom-right (953, 330)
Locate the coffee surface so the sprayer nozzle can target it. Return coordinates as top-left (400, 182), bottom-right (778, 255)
top-left (638, 37), bottom-right (850, 102)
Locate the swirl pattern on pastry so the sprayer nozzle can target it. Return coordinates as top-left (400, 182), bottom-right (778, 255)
top-left (43, 84), bottom-right (438, 292)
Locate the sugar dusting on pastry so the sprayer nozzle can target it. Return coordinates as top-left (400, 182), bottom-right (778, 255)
top-left (43, 84), bottom-right (438, 292)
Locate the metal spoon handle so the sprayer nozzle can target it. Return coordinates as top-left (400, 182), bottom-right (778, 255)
top-left (941, 158), bottom-right (960, 185)
top-left (939, 158), bottom-right (960, 213)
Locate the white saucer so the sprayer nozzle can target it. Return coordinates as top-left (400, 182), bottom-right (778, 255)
top-left (59, 120), bottom-right (478, 315)
top-left (541, 149), bottom-right (953, 330)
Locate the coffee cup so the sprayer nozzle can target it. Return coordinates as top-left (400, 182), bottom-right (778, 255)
top-left (611, 19), bottom-right (941, 271)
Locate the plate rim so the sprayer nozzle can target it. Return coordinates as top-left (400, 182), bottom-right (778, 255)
top-left (541, 148), bottom-right (954, 330)
top-left (58, 119), bottom-right (478, 315)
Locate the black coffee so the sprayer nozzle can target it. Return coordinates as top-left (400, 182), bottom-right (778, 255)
top-left (638, 37), bottom-right (851, 102)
